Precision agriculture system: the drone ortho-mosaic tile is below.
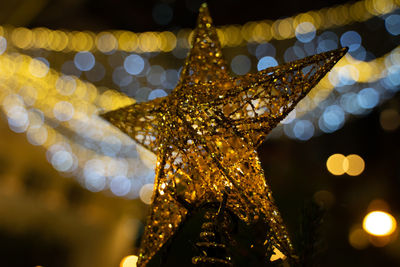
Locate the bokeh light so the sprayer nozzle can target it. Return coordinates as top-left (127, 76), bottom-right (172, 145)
top-left (61, 60), bottom-right (81, 77)
top-left (326, 153), bottom-right (348, 175)
top-left (74, 51), bottom-right (95, 71)
top-left (0, 0), bottom-right (399, 202)
top-left (380, 109), bottom-right (400, 131)
top-left (110, 176), bottom-right (132, 197)
top-left (27, 126), bottom-right (48, 146)
top-left (113, 67), bottom-right (133, 87)
top-left (295, 22), bottom-right (316, 43)
top-left (293, 119), bottom-right (314, 141)
top-left (148, 89), bottom-right (167, 100)
top-left (120, 255), bottom-right (138, 267)
top-left (357, 87), bottom-right (379, 109)
top-left (6, 105), bottom-right (29, 133)
top-left (326, 154), bottom-right (365, 176)
top-left (385, 14), bottom-right (400, 36)
top-left (0, 36), bottom-right (7, 54)
top-left (29, 57), bottom-right (49, 78)
top-left (284, 46), bottom-right (305, 62)
top-left (100, 135), bottom-right (122, 156)
top-left (349, 226), bottom-right (370, 250)
top-left (231, 55), bottom-right (251, 75)
top-left (84, 159), bottom-right (107, 192)
top-left (363, 211), bottom-right (397, 236)
top-left (320, 105), bottom-right (345, 133)
top-left (139, 183), bottom-right (154, 204)
top-left (345, 154), bottom-right (365, 176)
top-left (56, 75), bottom-right (77, 96)
top-left (124, 54), bottom-right (145, 75)
top-left (255, 42), bottom-right (276, 59)
top-left (257, 56), bottom-right (278, 71)
top-left (51, 150), bottom-right (74, 172)
top-left (340, 92), bottom-right (365, 115)
top-left (53, 101), bottom-right (74, 122)
top-left (85, 62), bottom-right (106, 82)
top-left (96, 32), bottom-right (118, 53)
top-left (340, 31), bottom-right (362, 52)
top-left (161, 69), bottom-right (179, 89)
top-left (146, 65), bottom-right (165, 86)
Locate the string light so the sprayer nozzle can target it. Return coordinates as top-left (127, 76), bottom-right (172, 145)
top-left (0, 52), bottom-right (156, 199)
top-left (0, 0), bottom-right (398, 53)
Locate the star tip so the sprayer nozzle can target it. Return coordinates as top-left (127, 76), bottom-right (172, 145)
top-left (199, 2), bottom-right (209, 13)
top-left (196, 2), bottom-right (213, 27)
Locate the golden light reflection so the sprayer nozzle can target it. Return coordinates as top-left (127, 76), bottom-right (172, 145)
top-left (117, 31), bottom-right (138, 52)
top-left (349, 226), bottom-right (369, 250)
top-left (345, 154), bottom-right (365, 176)
top-left (138, 32), bottom-right (160, 52)
top-left (326, 154), bottom-right (365, 176)
top-left (139, 184), bottom-right (154, 205)
top-left (96, 32), bottom-right (118, 53)
top-left (11, 27), bottom-right (32, 49)
top-left (326, 153), bottom-right (348, 175)
top-left (363, 211), bottom-right (397, 236)
top-left (2, 0), bottom-right (399, 53)
top-left (120, 255), bottom-right (138, 267)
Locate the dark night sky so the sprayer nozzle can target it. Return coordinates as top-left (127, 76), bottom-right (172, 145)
top-left (22, 0), bottom-right (353, 31)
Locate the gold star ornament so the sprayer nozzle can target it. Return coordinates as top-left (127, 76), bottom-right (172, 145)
top-left (102, 4), bottom-right (347, 266)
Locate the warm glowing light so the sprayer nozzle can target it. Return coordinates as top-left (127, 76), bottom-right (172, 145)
top-left (326, 153), bottom-right (348, 175)
top-left (96, 32), bottom-right (117, 53)
top-left (327, 154), bottom-right (365, 176)
top-left (29, 58), bottom-right (49, 78)
top-left (0, 0), bottom-right (398, 54)
top-left (270, 246), bottom-right (287, 261)
top-left (363, 211), bottom-right (397, 236)
top-left (139, 184), bottom-right (154, 205)
top-left (349, 226), bottom-right (369, 250)
top-left (11, 27), bottom-right (32, 49)
top-left (120, 255), bottom-right (138, 267)
top-left (0, 52), bottom-right (155, 197)
top-left (139, 32), bottom-right (161, 52)
top-left (345, 154), bottom-right (365, 176)
top-left (117, 31), bottom-right (138, 52)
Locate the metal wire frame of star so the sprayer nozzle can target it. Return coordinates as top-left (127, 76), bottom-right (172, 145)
top-left (0, 1), bottom-right (398, 200)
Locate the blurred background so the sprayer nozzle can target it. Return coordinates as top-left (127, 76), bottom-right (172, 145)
top-left (0, 0), bottom-right (399, 266)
